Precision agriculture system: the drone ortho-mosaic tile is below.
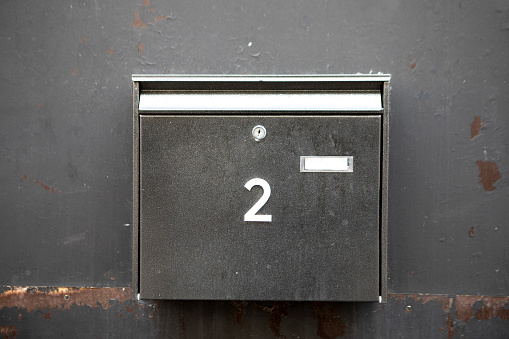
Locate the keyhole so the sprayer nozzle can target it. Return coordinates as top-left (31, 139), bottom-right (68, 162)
top-left (252, 125), bottom-right (266, 141)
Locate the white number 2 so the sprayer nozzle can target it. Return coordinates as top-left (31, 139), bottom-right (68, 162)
top-left (244, 178), bottom-right (272, 222)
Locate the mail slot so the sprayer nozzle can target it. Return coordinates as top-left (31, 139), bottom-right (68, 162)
top-left (132, 75), bottom-right (390, 302)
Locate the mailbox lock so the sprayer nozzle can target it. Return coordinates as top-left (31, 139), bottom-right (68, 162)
top-left (252, 125), bottom-right (266, 141)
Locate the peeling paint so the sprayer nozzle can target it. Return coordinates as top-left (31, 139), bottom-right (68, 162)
top-left (0, 287), bottom-right (131, 312)
top-left (153, 15), bottom-right (167, 24)
top-left (0, 325), bottom-right (17, 339)
top-left (468, 225), bottom-right (478, 237)
top-left (133, 10), bottom-right (147, 30)
top-left (446, 314), bottom-right (455, 339)
top-left (475, 297), bottom-right (509, 320)
top-left (390, 293), bottom-right (453, 312)
top-left (470, 116), bottom-right (482, 139)
top-left (311, 302), bottom-right (345, 339)
top-left (476, 160), bottom-right (502, 191)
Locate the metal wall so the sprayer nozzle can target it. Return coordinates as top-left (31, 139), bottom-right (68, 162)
top-left (1, 0), bottom-right (507, 337)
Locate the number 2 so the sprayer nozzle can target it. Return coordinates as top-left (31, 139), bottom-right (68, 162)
top-left (244, 178), bottom-right (272, 222)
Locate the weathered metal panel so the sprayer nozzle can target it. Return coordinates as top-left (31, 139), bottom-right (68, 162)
top-left (0, 0), bottom-right (507, 336)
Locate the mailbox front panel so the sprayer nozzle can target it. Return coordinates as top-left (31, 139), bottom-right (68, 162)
top-left (139, 115), bottom-right (381, 301)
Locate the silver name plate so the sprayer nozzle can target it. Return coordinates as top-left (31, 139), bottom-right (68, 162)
top-left (300, 156), bottom-right (353, 172)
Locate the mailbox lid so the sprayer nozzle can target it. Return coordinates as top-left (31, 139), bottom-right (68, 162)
top-left (139, 115), bottom-right (381, 301)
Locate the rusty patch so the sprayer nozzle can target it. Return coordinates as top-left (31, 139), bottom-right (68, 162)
top-left (446, 314), bottom-right (455, 339)
top-left (389, 294), bottom-right (452, 312)
top-left (231, 301), bottom-right (248, 325)
top-left (108, 45), bottom-right (114, 55)
top-left (0, 325), bottom-right (17, 339)
top-left (20, 174), bottom-right (58, 194)
top-left (468, 225), bottom-right (478, 237)
top-left (36, 103), bottom-right (40, 109)
top-left (43, 312), bottom-right (51, 319)
top-left (118, 313), bottom-right (123, 318)
top-left (17, 314), bottom-right (21, 322)
top-left (17, 52), bottom-right (21, 59)
top-left (132, 10), bottom-right (147, 30)
top-left (72, 68), bottom-right (77, 76)
top-left (409, 62), bottom-right (416, 69)
top-left (254, 302), bottom-right (290, 338)
top-left (153, 15), bottom-right (167, 24)
top-left (0, 287), bottom-right (131, 312)
top-left (476, 160), bottom-right (502, 191)
top-left (455, 295), bottom-right (481, 322)
top-left (475, 297), bottom-right (509, 320)
top-left (125, 305), bottom-right (136, 313)
top-left (78, 37), bottom-right (84, 43)
top-left (311, 302), bottom-right (345, 339)
top-left (470, 116), bottom-right (482, 139)
top-left (143, 0), bottom-right (150, 6)
top-left (138, 42), bottom-right (144, 55)
top-left (148, 7), bottom-right (155, 13)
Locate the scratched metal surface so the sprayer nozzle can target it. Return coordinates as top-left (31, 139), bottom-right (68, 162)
top-left (0, 0), bottom-right (508, 337)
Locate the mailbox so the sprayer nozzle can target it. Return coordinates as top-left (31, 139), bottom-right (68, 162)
top-left (132, 75), bottom-right (390, 302)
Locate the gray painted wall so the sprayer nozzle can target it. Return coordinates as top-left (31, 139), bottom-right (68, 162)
top-left (1, 0), bottom-right (508, 337)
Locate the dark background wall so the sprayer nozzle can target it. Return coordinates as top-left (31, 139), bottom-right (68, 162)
top-left (1, 0), bottom-right (508, 337)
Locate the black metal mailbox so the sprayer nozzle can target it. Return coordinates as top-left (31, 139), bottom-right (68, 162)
top-left (132, 75), bottom-right (390, 302)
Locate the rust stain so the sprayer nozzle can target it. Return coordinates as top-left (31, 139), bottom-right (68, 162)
top-left (153, 15), bottom-right (167, 24)
top-left (143, 0), bottom-right (150, 6)
top-left (468, 225), bottom-right (478, 237)
top-left (0, 287), bottom-right (131, 312)
top-left (408, 56), bottom-right (417, 69)
top-left (118, 313), bottom-right (123, 318)
top-left (231, 301), bottom-right (248, 325)
top-left (254, 301), bottom-right (290, 338)
top-left (470, 116), bottom-right (482, 139)
top-left (0, 325), bottom-right (17, 339)
top-left (108, 45), bottom-right (114, 55)
top-left (20, 174), bottom-right (58, 194)
top-left (132, 10), bottom-right (147, 30)
top-left (17, 314), bottom-right (21, 322)
top-left (43, 312), bottom-right (51, 319)
top-left (124, 305), bottom-right (136, 313)
top-left (475, 296), bottom-right (509, 320)
top-left (476, 160), bottom-right (502, 191)
top-left (311, 302), bottom-right (345, 339)
top-left (180, 310), bottom-right (185, 332)
top-left (446, 314), bottom-right (455, 339)
top-left (148, 7), bottom-right (155, 13)
top-left (455, 295), bottom-right (481, 322)
top-left (36, 103), bottom-right (40, 109)
top-left (78, 37), bottom-right (84, 43)
top-left (72, 68), bottom-right (77, 76)
top-left (138, 42), bottom-right (144, 55)
top-left (389, 294), bottom-right (453, 312)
